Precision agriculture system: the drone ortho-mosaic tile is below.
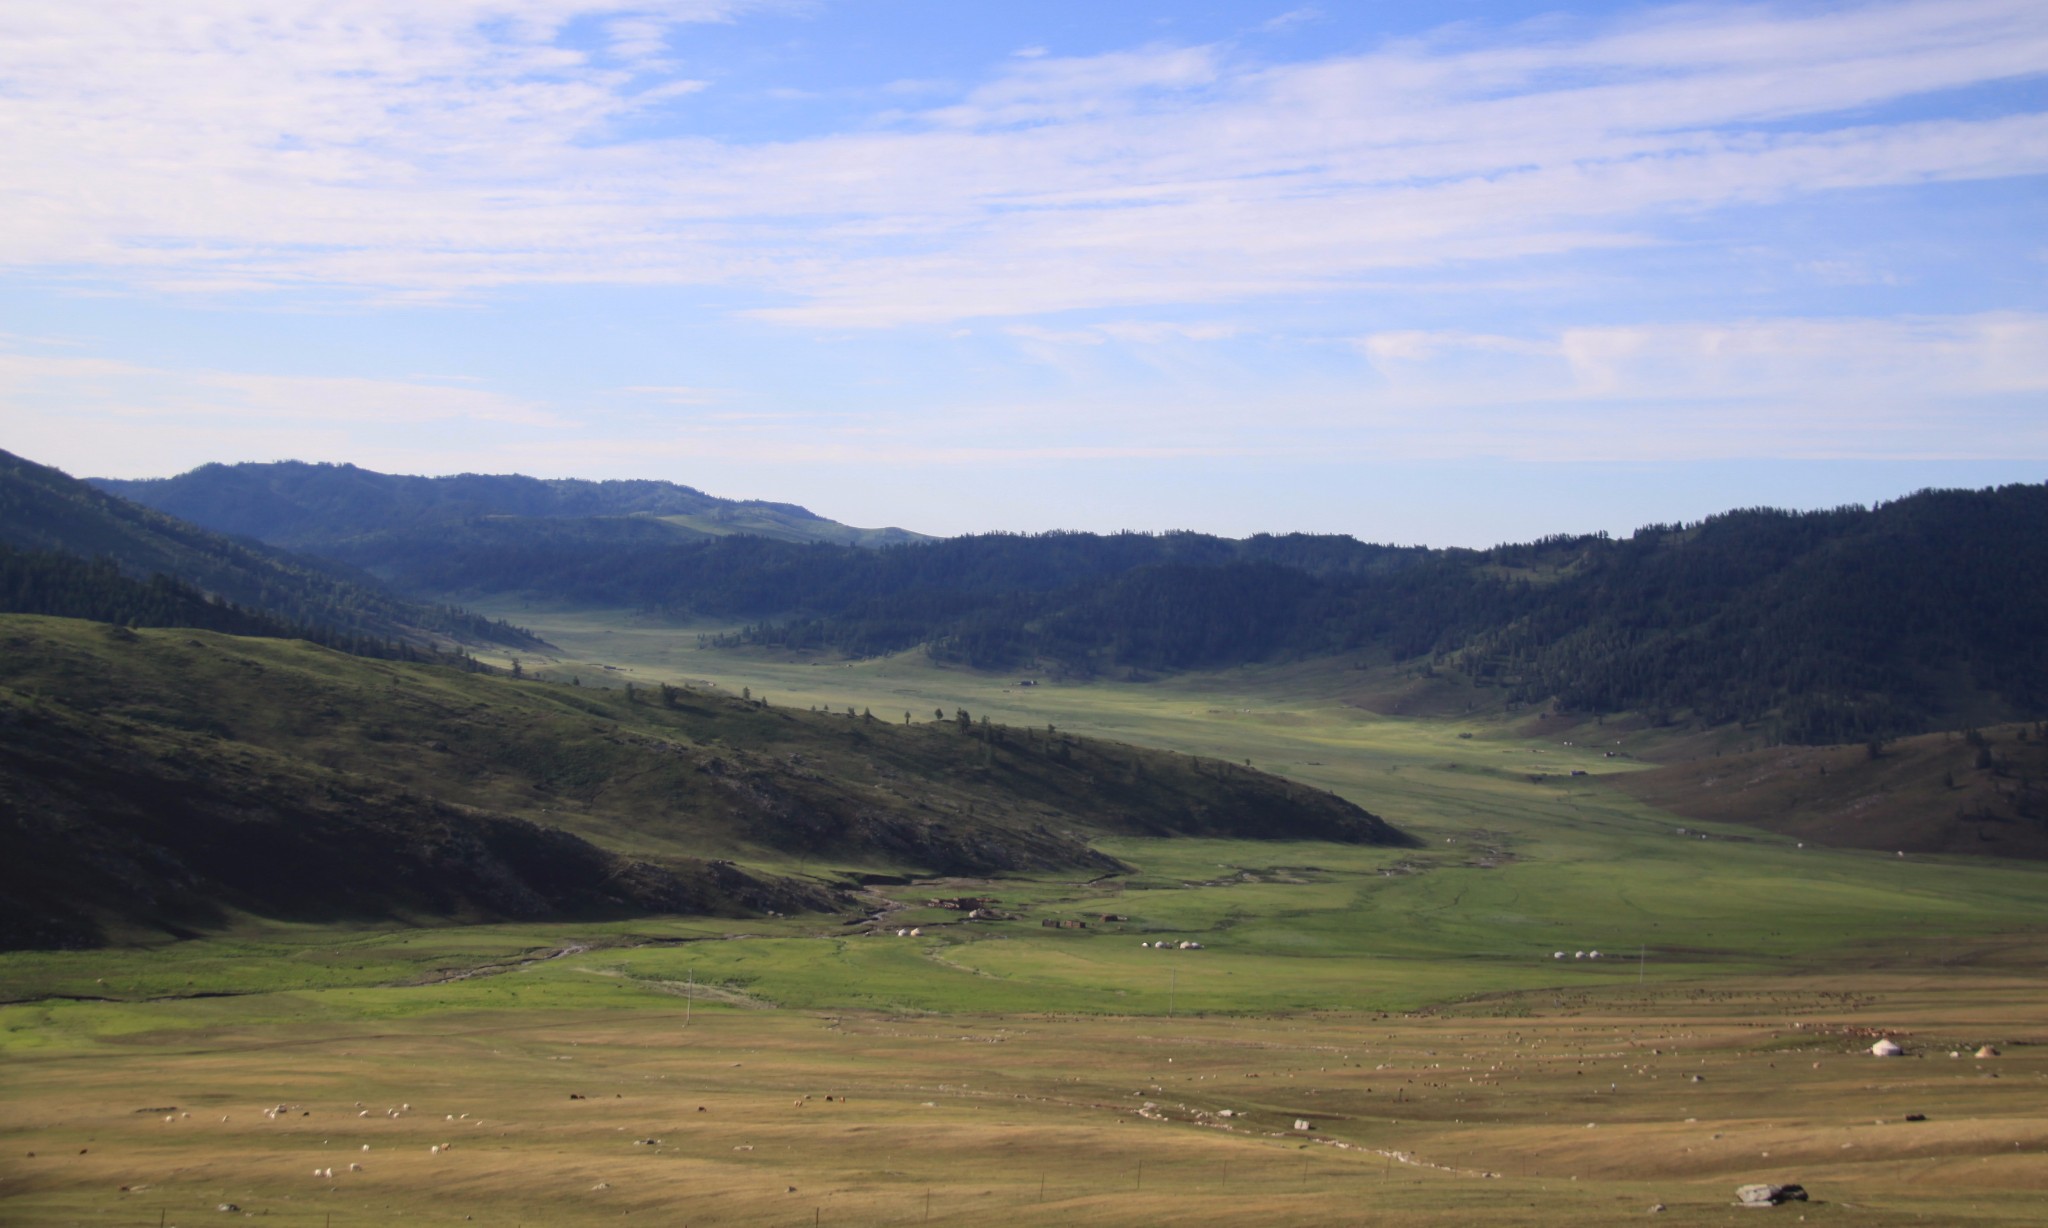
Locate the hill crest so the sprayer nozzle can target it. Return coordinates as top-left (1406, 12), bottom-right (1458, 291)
top-left (92, 460), bottom-right (931, 550)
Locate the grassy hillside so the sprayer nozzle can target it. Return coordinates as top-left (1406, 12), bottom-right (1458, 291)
top-left (0, 450), bottom-right (539, 651)
top-left (0, 614), bottom-right (1404, 949)
top-left (1610, 722), bottom-right (2048, 858)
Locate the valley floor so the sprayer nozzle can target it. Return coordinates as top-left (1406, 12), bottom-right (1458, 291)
top-left (8, 609), bottom-right (2048, 1225)
top-left (5, 956), bottom-right (2047, 1227)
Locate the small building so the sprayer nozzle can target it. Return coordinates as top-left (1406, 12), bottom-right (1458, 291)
top-left (1099, 913), bottom-right (1129, 922)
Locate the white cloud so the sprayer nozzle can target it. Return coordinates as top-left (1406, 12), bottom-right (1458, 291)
top-left (13, 311), bottom-right (2044, 489)
top-left (0, 0), bottom-right (2041, 324)
top-left (0, 351), bottom-right (560, 428)
top-left (1096, 320), bottom-right (1242, 344)
top-left (1344, 313), bottom-right (2048, 459)
top-left (1257, 9), bottom-right (1322, 36)
top-left (618, 383), bottom-right (728, 404)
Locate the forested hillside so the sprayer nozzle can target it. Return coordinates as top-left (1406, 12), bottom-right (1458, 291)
top-left (82, 452), bottom-right (2048, 744)
top-left (94, 459), bottom-right (929, 549)
top-left (0, 450), bottom-right (541, 651)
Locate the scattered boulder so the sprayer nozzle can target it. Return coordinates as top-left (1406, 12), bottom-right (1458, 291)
top-left (1735, 1183), bottom-right (1807, 1206)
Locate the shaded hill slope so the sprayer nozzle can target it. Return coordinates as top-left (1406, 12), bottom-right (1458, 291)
top-left (1608, 723), bottom-right (2048, 859)
top-left (1, 450), bottom-right (540, 651)
top-left (93, 459), bottom-right (930, 550)
top-left (0, 615), bottom-right (1406, 949)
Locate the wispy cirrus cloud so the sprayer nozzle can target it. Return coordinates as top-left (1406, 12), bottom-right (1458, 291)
top-left (0, 351), bottom-right (560, 428)
top-left (1345, 312), bottom-right (2048, 459)
top-left (0, 0), bottom-right (2041, 324)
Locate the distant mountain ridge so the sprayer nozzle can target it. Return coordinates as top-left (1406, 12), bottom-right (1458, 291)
top-left (0, 449), bottom-right (539, 651)
top-left (93, 460), bottom-right (930, 550)
top-left (73, 452), bottom-right (2048, 745)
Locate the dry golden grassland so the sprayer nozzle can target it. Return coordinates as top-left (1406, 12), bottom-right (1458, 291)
top-left (6, 961), bottom-right (2046, 1226)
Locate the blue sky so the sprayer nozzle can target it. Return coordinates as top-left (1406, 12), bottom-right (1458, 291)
top-left (2, 0), bottom-right (2044, 545)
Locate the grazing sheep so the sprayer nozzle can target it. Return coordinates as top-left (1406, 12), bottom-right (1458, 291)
top-left (349, 1163), bottom-right (363, 1172)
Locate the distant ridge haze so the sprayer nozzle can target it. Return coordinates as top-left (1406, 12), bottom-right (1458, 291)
top-left (91, 461), bottom-right (931, 552)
